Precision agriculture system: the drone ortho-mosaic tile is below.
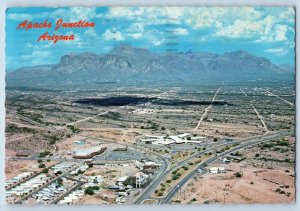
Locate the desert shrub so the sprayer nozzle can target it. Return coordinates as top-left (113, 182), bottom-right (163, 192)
top-left (158, 192), bottom-right (164, 197)
top-left (42, 168), bottom-right (49, 173)
top-left (172, 175), bottom-right (179, 180)
top-left (38, 163), bottom-right (46, 168)
top-left (235, 172), bottom-right (242, 178)
top-left (85, 187), bottom-right (95, 195)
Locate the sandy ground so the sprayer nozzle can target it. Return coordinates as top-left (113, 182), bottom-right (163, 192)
top-left (5, 160), bottom-right (38, 180)
top-left (77, 195), bottom-right (109, 204)
top-left (174, 163), bottom-right (295, 204)
top-left (77, 189), bottom-right (117, 204)
top-left (81, 128), bottom-right (141, 144)
top-left (84, 164), bottom-right (138, 185)
top-left (143, 199), bottom-right (158, 204)
top-left (198, 122), bottom-right (265, 138)
top-left (5, 160), bottom-right (58, 180)
top-left (240, 136), bottom-right (295, 172)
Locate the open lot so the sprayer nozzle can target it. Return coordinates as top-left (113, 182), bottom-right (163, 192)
top-left (172, 136), bottom-right (295, 204)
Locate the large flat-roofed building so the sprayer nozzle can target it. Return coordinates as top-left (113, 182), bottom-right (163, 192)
top-left (15, 150), bottom-right (32, 157)
top-left (139, 133), bottom-right (207, 145)
top-left (73, 146), bottom-right (107, 159)
top-left (113, 146), bottom-right (128, 151)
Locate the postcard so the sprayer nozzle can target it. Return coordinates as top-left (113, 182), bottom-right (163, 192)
top-left (5, 7), bottom-right (295, 205)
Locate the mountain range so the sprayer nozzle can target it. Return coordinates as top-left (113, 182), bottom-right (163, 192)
top-left (6, 44), bottom-right (294, 88)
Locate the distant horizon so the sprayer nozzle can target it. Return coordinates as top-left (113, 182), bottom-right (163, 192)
top-left (6, 7), bottom-right (295, 70)
top-left (6, 44), bottom-right (295, 73)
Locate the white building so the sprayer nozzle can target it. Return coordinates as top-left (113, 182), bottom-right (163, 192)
top-left (209, 167), bottom-right (226, 174)
top-left (140, 133), bottom-right (206, 145)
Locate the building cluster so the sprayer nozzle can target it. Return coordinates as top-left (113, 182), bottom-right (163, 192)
top-left (5, 161), bottom-right (80, 204)
top-left (135, 160), bottom-right (160, 173)
top-left (58, 189), bottom-right (85, 205)
top-left (52, 161), bottom-right (78, 174)
top-left (131, 108), bottom-right (156, 115)
top-left (32, 178), bottom-right (76, 204)
top-left (70, 164), bottom-right (90, 175)
top-left (107, 170), bottom-right (150, 204)
top-left (6, 136), bottom-right (164, 205)
top-left (139, 133), bottom-right (206, 145)
top-left (84, 175), bottom-right (103, 186)
top-left (5, 171), bottom-right (35, 189)
top-left (6, 173), bottom-right (52, 203)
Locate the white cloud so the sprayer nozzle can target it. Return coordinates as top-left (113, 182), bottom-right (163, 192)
top-left (26, 42), bottom-right (53, 50)
top-left (256, 24), bottom-right (289, 42)
top-left (7, 7), bottom-right (99, 22)
top-left (7, 12), bottom-right (50, 21)
top-left (105, 7), bottom-right (294, 44)
top-left (264, 47), bottom-right (289, 56)
top-left (58, 31), bottom-right (85, 47)
top-left (216, 19), bottom-right (262, 38)
top-left (279, 8), bottom-right (295, 23)
top-left (152, 39), bottom-right (164, 46)
top-left (18, 50), bottom-right (52, 65)
top-left (106, 7), bottom-right (183, 25)
top-left (173, 27), bottom-right (188, 35)
top-left (216, 13), bottom-right (291, 44)
top-left (50, 7), bottom-right (97, 21)
top-left (7, 7), bottom-right (101, 28)
top-left (69, 7), bottom-right (96, 21)
top-left (274, 25), bottom-right (288, 41)
top-left (127, 22), bottom-right (145, 33)
top-left (84, 28), bottom-right (98, 38)
top-left (125, 22), bottom-right (145, 39)
top-left (102, 29), bottom-right (125, 41)
top-left (106, 7), bottom-right (262, 27)
top-left (164, 7), bottom-right (183, 20)
top-left (130, 33), bottom-right (143, 39)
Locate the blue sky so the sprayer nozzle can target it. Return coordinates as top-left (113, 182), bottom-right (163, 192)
top-left (6, 7), bottom-right (295, 70)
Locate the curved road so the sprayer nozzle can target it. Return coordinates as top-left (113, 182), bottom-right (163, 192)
top-left (159, 129), bottom-right (293, 204)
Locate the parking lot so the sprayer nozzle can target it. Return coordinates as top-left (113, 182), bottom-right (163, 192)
top-left (93, 148), bottom-right (146, 161)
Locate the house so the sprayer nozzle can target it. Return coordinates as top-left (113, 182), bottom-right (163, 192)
top-left (209, 167), bottom-right (219, 174)
top-left (218, 167), bottom-right (226, 173)
top-left (15, 151), bottom-right (32, 157)
top-left (117, 176), bottom-right (128, 184)
top-left (209, 167), bottom-right (227, 174)
top-left (108, 185), bottom-right (120, 190)
top-left (135, 172), bottom-right (149, 188)
top-left (222, 158), bottom-right (231, 163)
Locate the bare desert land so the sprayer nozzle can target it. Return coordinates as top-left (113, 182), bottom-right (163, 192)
top-left (5, 82), bottom-right (295, 205)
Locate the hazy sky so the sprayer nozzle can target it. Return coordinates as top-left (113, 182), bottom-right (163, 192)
top-left (6, 7), bottom-right (295, 70)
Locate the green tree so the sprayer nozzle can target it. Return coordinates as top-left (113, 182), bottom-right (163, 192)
top-left (39, 163), bottom-right (46, 168)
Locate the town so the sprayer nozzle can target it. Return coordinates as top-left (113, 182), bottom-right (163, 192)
top-left (5, 83), bottom-right (295, 204)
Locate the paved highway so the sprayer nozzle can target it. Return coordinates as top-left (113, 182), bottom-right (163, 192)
top-left (159, 130), bottom-right (293, 204)
top-left (134, 140), bottom-right (241, 204)
top-left (194, 87), bottom-right (221, 130)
